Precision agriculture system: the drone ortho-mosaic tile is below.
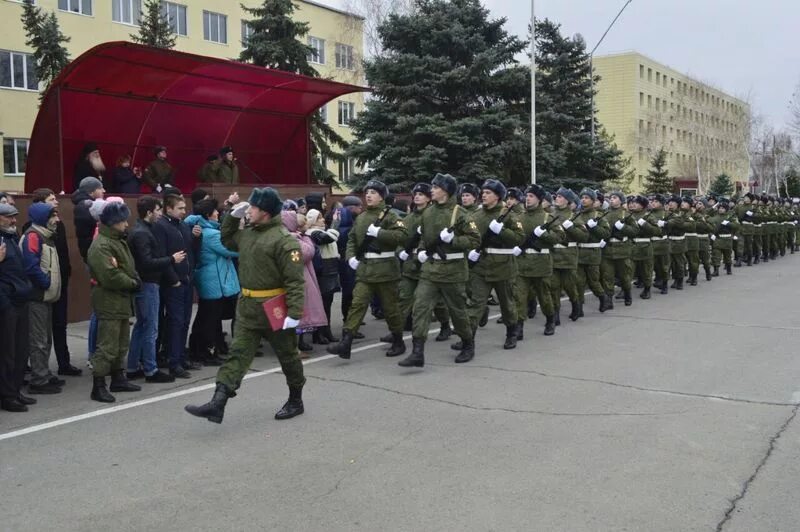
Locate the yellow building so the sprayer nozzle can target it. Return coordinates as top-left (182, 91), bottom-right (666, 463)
top-left (593, 51), bottom-right (749, 195)
top-left (0, 0), bottom-right (365, 192)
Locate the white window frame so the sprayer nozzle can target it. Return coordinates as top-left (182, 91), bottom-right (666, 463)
top-left (3, 138), bottom-right (30, 176)
top-left (335, 43), bottom-right (354, 70)
top-left (241, 20), bottom-right (254, 45)
top-left (0, 50), bottom-right (38, 91)
top-left (203, 10), bottom-right (227, 44)
top-left (308, 36), bottom-right (325, 65)
top-left (338, 158), bottom-right (354, 183)
top-left (112, 0), bottom-right (142, 26)
top-left (338, 101), bottom-right (355, 127)
top-left (58, 0), bottom-right (92, 16)
top-left (162, 2), bottom-right (188, 36)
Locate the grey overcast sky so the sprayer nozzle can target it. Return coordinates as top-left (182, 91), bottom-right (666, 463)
top-left (318, 0), bottom-right (800, 128)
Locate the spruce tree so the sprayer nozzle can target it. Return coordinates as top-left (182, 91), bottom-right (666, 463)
top-left (131, 0), bottom-right (176, 49)
top-left (643, 148), bottom-right (672, 194)
top-left (708, 173), bottom-right (734, 197)
top-left (240, 0), bottom-right (345, 185)
top-left (21, 0), bottom-right (70, 100)
top-left (347, 0), bottom-right (530, 189)
top-left (782, 167), bottom-right (800, 197)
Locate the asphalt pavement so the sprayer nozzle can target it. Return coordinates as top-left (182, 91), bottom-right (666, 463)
top-left (2, 254), bottom-right (800, 531)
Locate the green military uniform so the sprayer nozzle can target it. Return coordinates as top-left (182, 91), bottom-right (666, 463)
top-left (601, 203), bottom-right (638, 304)
top-left (682, 207), bottom-right (700, 285)
top-left (549, 204), bottom-right (589, 321)
top-left (142, 159), bottom-right (175, 190)
top-left (507, 200), bottom-right (526, 326)
top-left (214, 160), bottom-right (240, 184)
top-left (197, 160), bottom-right (218, 183)
top-left (752, 202), bottom-right (764, 263)
top-left (574, 206), bottom-right (610, 308)
top-left (664, 204), bottom-right (689, 288)
top-left (735, 198), bottom-right (756, 265)
top-left (709, 205), bottom-right (740, 273)
top-left (649, 203), bottom-right (671, 292)
top-left (693, 204), bottom-right (715, 281)
top-left (628, 203), bottom-right (659, 297)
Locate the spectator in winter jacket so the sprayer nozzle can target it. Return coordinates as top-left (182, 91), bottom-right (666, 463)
top-left (305, 192), bottom-right (326, 214)
top-left (126, 196), bottom-right (180, 383)
top-left (0, 202), bottom-right (36, 412)
top-left (337, 197), bottom-right (362, 333)
top-left (152, 194), bottom-right (202, 378)
top-left (185, 199), bottom-right (240, 365)
top-left (110, 155), bottom-right (142, 194)
top-left (87, 202), bottom-right (142, 403)
top-left (305, 208), bottom-right (340, 344)
top-left (72, 142), bottom-right (105, 193)
top-left (72, 176), bottom-right (105, 262)
top-left (21, 203), bottom-right (63, 395)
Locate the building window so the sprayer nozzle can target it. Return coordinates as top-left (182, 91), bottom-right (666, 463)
top-left (656, 72), bottom-right (660, 84)
top-left (308, 37), bottom-right (325, 64)
top-left (662, 100), bottom-right (667, 112)
top-left (663, 76), bottom-right (667, 87)
top-left (647, 68), bottom-right (652, 82)
top-left (338, 101), bottom-right (355, 126)
top-left (335, 43), bottom-right (354, 70)
top-left (638, 119), bottom-right (643, 133)
top-left (338, 158), bottom-right (354, 182)
top-left (3, 138), bottom-right (29, 175)
top-left (319, 104), bottom-right (327, 123)
top-left (59, 0), bottom-right (92, 15)
top-left (647, 95), bottom-right (652, 109)
top-left (0, 51), bottom-right (38, 90)
top-left (203, 10), bottom-right (227, 43)
top-left (112, 0), bottom-right (141, 24)
top-left (241, 21), bottom-right (254, 45)
top-left (655, 97), bottom-right (660, 110)
top-left (639, 64), bottom-right (644, 78)
top-left (162, 2), bottom-right (188, 36)
top-left (639, 92), bottom-right (644, 106)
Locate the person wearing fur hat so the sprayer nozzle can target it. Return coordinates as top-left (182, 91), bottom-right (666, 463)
top-left (213, 146), bottom-right (239, 184)
top-left (549, 187), bottom-right (588, 324)
top-left (679, 196), bottom-right (701, 286)
top-left (142, 145), bottom-right (175, 192)
top-left (574, 188), bottom-right (612, 314)
top-left (693, 197), bottom-right (716, 281)
top-left (735, 193), bottom-right (757, 266)
top-left (459, 183), bottom-right (480, 213)
top-left (327, 180), bottom-right (409, 360)
top-left (627, 196), bottom-right (658, 299)
top-left (197, 154), bottom-right (220, 183)
top-left (600, 191), bottom-right (639, 307)
top-left (648, 195), bottom-right (671, 294)
top-left (71, 176), bottom-right (106, 262)
top-left (86, 201), bottom-right (143, 402)
top-left (663, 195), bottom-right (690, 290)
top-left (186, 187), bottom-right (307, 423)
top-left (708, 200), bottom-right (740, 275)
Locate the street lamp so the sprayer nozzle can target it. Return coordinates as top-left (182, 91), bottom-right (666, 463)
top-left (531, 0), bottom-right (536, 184)
top-left (590, 0), bottom-right (633, 141)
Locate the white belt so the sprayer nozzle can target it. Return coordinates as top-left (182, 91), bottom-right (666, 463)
top-left (608, 237), bottom-right (628, 243)
top-left (767, 221), bottom-right (777, 224)
top-left (553, 243), bottom-right (578, 248)
top-left (633, 238), bottom-right (652, 243)
top-left (578, 242), bottom-right (602, 248)
top-left (651, 236), bottom-right (668, 241)
top-left (668, 236), bottom-right (685, 241)
top-left (524, 248), bottom-right (550, 254)
top-left (364, 252), bottom-right (396, 259)
top-left (485, 248), bottom-right (515, 255)
top-left (430, 252), bottom-right (465, 260)
top-left (684, 232), bottom-right (699, 237)
top-left (754, 223), bottom-right (762, 227)
top-left (742, 221), bottom-right (753, 225)
top-left (718, 234), bottom-right (733, 238)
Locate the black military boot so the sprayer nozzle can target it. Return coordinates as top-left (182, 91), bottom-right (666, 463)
top-left (554, 306), bottom-right (561, 326)
top-left (660, 283), bottom-right (668, 294)
top-left (109, 369), bottom-right (142, 393)
top-left (478, 307), bottom-right (489, 327)
top-left (185, 382), bottom-right (234, 423)
top-left (568, 301), bottom-right (582, 322)
top-left (380, 332), bottom-right (394, 343)
top-left (455, 337), bottom-right (475, 363)
top-left (747, 254), bottom-right (753, 266)
top-left (754, 254), bottom-right (760, 264)
top-left (705, 266), bottom-right (713, 281)
top-left (528, 300), bottom-right (537, 319)
top-left (385, 332), bottom-right (406, 357)
top-left (734, 257), bottom-right (743, 268)
top-left (676, 277), bottom-right (684, 290)
top-left (615, 289), bottom-right (625, 301)
top-left (624, 289), bottom-right (632, 306)
top-left (496, 317), bottom-right (505, 325)
top-left (398, 338), bottom-right (425, 368)
top-left (451, 338), bottom-right (465, 351)
top-left (274, 386), bottom-right (304, 420)
top-left (712, 266), bottom-right (720, 277)
top-left (312, 329), bottom-right (329, 345)
top-left (503, 324), bottom-right (518, 349)
top-left (543, 315), bottom-right (556, 336)
top-left (516, 320), bottom-right (524, 341)
top-left (598, 294), bottom-right (608, 313)
top-left (90, 376), bottom-right (115, 403)
top-left (689, 274), bottom-right (697, 286)
top-left (606, 293), bottom-right (615, 311)
top-left (725, 263), bottom-right (732, 275)
top-left (435, 321), bottom-right (453, 342)
top-left (322, 326), bottom-right (339, 343)
top-left (640, 286), bottom-right (651, 299)
top-left (327, 330), bottom-right (354, 359)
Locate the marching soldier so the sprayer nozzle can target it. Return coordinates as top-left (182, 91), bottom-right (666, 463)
top-left (737, 193), bottom-right (757, 266)
top-left (601, 191), bottom-right (638, 306)
top-left (549, 188), bottom-right (588, 323)
top-left (459, 184), bottom-right (480, 213)
top-left (681, 197), bottom-right (701, 286)
top-left (575, 189), bottom-right (610, 313)
top-left (501, 187), bottom-right (526, 328)
top-left (627, 196), bottom-right (658, 299)
top-left (693, 198), bottom-right (715, 281)
top-left (398, 174), bottom-right (481, 367)
top-left (709, 199), bottom-right (740, 274)
top-left (185, 187), bottom-right (306, 424)
top-left (465, 179), bottom-right (524, 349)
top-left (663, 196), bottom-right (689, 290)
top-left (327, 181), bottom-right (408, 359)
top-left (648, 195), bottom-right (671, 294)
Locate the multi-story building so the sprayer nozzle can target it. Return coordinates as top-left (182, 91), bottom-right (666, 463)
top-left (0, 0), bottom-right (364, 192)
top-left (593, 51), bottom-right (750, 195)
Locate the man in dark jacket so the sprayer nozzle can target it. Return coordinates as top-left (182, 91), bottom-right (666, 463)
top-left (152, 194), bottom-right (201, 378)
top-left (336, 196), bottom-right (362, 335)
top-left (126, 196), bottom-right (181, 383)
top-left (71, 176), bottom-right (106, 262)
top-left (0, 202), bottom-right (36, 412)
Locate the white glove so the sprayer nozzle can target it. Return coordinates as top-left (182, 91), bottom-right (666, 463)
top-left (282, 316), bottom-right (300, 330)
top-left (587, 219), bottom-right (598, 229)
top-left (562, 219), bottom-right (574, 230)
top-left (230, 202), bottom-right (250, 219)
top-left (398, 250), bottom-right (410, 262)
top-left (417, 226), bottom-right (422, 235)
top-left (348, 257), bottom-right (360, 270)
top-left (156, 184), bottom-right (163, 193)
top-left (367, 224), bottom-right (381, 237)
top-left (614, 220), bottom-right (625, 230)
top-left (637, 218), bottom-right (646, 227)
top-left (711, 235), bottom-right (717, 241)
top-left (746, 210), bottom-right (753, 217)
top-left (468, 249), bottom-right (481, 262)
top-left (599, 239), bottom-right (607, 248)
top-left (657, 220), bottom-right (666, 228)
top-left (721, 220), bottom-right (730, 226)
top-left (489, 219), bottom-right (504, 234)
top-left (733, 236), bottom-right (739, 240)
top-left (512, 246), bottom-right (522, 256)
top-left (417, 250), bottom-right (429, 263)
top-left (534, 226), bottom-right (546, 237)
top-left (439, 228), bottom-right (454, 243)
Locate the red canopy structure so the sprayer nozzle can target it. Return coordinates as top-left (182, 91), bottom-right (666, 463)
top-left (25, 41), bottom-right (367, 193)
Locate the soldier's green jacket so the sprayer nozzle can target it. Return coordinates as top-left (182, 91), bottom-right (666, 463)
top-left (735, 203), bottom-right (756, 235)
top-left (604, 206), bottom-right (639, 260)
top-left (399, 207), bottom-right (425, 280)
top-left (682, 209), bottom-right (700, 252)
top-left (418, 197), bottom-right (481, 284)
top-left (214, 161), bottom-right (239, 184)
top-left (346, 201), bottom-right (407, 283)
top-left (708, 211), bottom-right (740, 250)
top-left (694, 211), bottom-right (715, 252)
top-left (221, 213), bottom-right (305, 321)
top-left (665, 209), bottom-right (689, 254)
top-left (551, 205), bottom-right (588, 269)
top-left (648, 208), bottom-right (670, 256)
top-left (142, 159), bottom-right (175, 189)
top-left (630, 210), bottom-right (659, 260)
top-left (517, 204), bottom-right (563, 277)
top-left (470, 202), bottom-right (524, 281)
top-left (87, 224), bottom-right (141, 320)
top-left (575, 207), bottom-right (610, 265)
top-left (197, 161), bottom-right (218, 183)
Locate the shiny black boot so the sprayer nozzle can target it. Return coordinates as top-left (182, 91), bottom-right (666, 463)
top-left (435, 322), bottom-right (453, 342)
top-left (624, 289), bottom-right (632, 306)
top-left (712, 266), bottom-right (720, 277)
top-left (185, 382), bottom-right (234, 423)
top-left (398, 338), bottom-right (425, 368)
top-left (554, 306), bottom-right (561, 326)
top-left (705, 266), bottom-right (712, 281)
top-left (275, 386), bottom-right (304, 420)
top-left (90, 376), bottom-right (115, 403)
top-left (478, 307), bottom-right (489, 328)
top-left (640, 287), bottom-right (651, 299)
top-left (454, 337), bottom-right (475, 363)
top-left (109, 369), bottom-right (141, 393)
top-left (515, 320), bottom-right (524, 341)
top-left (725, 263), bottom-right (732, 275)
top-left (385, 332), bottom-right (407, 357)
top-left (568, 301), bottom-right (582, 322)
top-left (503, 325), bottom-right (517, 349)
top-left (327, 330), bottom-right (354, 359)
top-left (543, 315), bottom-right (555, 336)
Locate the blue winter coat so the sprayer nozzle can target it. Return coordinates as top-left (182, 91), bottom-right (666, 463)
top-left (184, 214), bottom-right (240, 300)
top-left (337, 207), bottom-right (357, 297)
